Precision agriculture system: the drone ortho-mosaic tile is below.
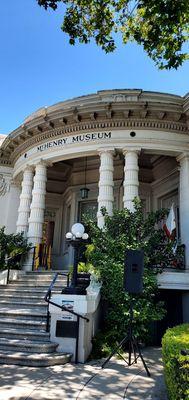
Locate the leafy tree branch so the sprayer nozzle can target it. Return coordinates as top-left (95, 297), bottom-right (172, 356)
top-left (38, 0), bottom-right (189, 69)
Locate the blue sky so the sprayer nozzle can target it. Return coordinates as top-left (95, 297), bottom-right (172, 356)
top-left (0, 0), bottom-right (189, 134)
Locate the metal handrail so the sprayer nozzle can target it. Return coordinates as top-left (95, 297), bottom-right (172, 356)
top-left (46, 298), bottom-right (89, 322)
top-left (4, 252), bottom-right (25, 285)
top-left (44, 272), bottom-right (70, 301)
top-left (44, 272), bottom-right (70, 332)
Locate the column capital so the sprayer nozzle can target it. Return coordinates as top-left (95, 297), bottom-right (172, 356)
top-left (35, 160), bottom-right (48, 168)
top-left (97, 147), bottom-right (115, 156)
top-left (122, 147), bottom-right (141, 156)
top-left (176, 152), bottom-right (189, 164)
top-left (31, 159), bottom-right (53, 170)
top-left (23, 164), bottom-right (35, 173)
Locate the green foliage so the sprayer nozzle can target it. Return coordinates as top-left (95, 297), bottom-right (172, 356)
top-left (77, 244), bottom-right (101, 280)
top-left (82, 199), bottom-right (179, 357)
top-left (162, 324), bottom-right (189, 400)
top-left (0, 227), bottom-right (31, 270)
top-left (37, 0), bottom-right (189, 69)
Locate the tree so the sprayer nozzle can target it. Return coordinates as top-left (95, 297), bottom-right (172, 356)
top-left (0, 227), bottom-right (31, 269)
top-left (37, 0), bottom-right (189, 69)
top-left (82, 200), bottom-right (183, 357)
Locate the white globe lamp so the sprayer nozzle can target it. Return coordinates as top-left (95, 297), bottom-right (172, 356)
top-left (71, 223), bottom-right (85, 237)
top-left (82, 233), bottom-right (89, 240)
top-left (66, 232), bottom-right (73, 240)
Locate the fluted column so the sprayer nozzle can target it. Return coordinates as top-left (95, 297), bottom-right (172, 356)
top-left (177, 153), bottom-right (189, 269)
top-left (16, 166), bottom-right (34, 235)
top-left (123, 149), bottom-right (140, 212)
top-left (97, 148), bottom-right (114, 228)
top-left (27, 162), bottom-right (47, 245)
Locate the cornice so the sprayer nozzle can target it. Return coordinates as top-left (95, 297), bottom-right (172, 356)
top-left (1, 89), bottom-right (188, 165)
top-left (9, 116), bottom-right (188, 163)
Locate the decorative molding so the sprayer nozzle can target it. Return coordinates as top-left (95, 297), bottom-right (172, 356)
top-left (0, 174), bottom-right (9, 196)
top-left (157, 112), bottom-right (166, 120)
top-left (73, 108), bottom-right (81, 122)
top-left (0, 158), bottom-right (12, 166)
top-left (44, 208), bottom-right (56, 219)
top-left (1, 89), bottom-right (188, 164)
top-left (90, 112), bottom-right (97, 121)
top-left (10, 117), bottom-right (188, 163)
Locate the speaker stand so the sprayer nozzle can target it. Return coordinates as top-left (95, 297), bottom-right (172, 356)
top-left (101, 302), bottom-right (151, 377)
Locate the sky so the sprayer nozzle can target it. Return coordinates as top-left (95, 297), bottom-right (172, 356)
top-left (0, 0), bottom-right (189, 134)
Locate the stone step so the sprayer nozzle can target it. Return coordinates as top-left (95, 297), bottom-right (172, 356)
top-left (0, 350), bottom-right (72, 367)
top-left (25, 271), bottom-right (69, 275)
top-left (0, 328), bottom-right (49, 341)
top-left (16, 274), bottom-right (67, 283)
top-left (0, 301), bottom-right (47, 310)
top-left (0, 317), bottom-right (46, 330)
top-left (0, 337), bottom-right (58, 353)
top-left (17, 275), bottom-right (68, 281)
top-left (0, 286), bottom-right (62, 294)
top-left (0, 294), bottom-right (46, 303)
top-left (0, 272), bottom-right (71, 368)
top-left (8, 281), bottom-right (65, 288)
top-left (0, 309), bottom-right (46, 321)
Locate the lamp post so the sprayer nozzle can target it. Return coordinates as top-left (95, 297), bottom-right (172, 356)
top-left (64, 223), bottom-right (89, 294)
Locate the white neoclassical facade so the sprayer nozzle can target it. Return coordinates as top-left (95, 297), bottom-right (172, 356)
top-left (1, 89), bottom-right (189, 326)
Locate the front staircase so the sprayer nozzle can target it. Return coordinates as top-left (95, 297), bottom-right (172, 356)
top-left (0, 271), bottom-right (72, 366)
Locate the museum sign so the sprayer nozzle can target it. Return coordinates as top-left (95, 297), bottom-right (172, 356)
top-left (37, 131), bottom-right (112, 152)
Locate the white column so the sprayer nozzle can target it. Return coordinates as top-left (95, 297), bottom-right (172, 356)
top-left (5, 180), bottom-right (21, 234)
top-left (27, 162), bottom-right (47, 245)
top-left (16, 166), bottom-right (34, 235)
top-left (123, 149), bottom-right (140, 212)
top-left (177, 153), bottom-right (189, 269)
top-left (97, 148), bottom-right (114, 228)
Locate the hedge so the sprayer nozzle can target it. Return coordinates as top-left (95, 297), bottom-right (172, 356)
top-left (162, 324), bottom-right (189, 400)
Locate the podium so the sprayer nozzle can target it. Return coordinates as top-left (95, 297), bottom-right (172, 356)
top-left (49, 288), bottom-right (101, 363)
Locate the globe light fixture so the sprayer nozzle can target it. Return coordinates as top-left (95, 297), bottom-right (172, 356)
top-left (64, 223), bottom-right (89, 294)
top-left (66, 232), bottom-right (73, 240)
top-left (75, 231), bottom-right (83, 238)
top-left (71, 223), bottom-right (85, 237)
top-left (82, 233), bottom-right (89, 240)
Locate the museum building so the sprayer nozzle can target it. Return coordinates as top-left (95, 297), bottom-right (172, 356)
top-left (0, 89), bottom-right (189, 328)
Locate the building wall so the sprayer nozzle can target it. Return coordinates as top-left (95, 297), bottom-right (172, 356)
top-left (0, 166), bottom-right (20, 234)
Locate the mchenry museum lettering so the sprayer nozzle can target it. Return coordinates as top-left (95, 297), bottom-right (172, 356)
top-left (37, 131), bottom-right (111, 152)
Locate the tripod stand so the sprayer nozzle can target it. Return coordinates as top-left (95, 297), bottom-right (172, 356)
top-left (101, 301), bottom-right (151, 377)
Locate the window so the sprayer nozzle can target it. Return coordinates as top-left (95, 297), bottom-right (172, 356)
top-left (78, 201), bottom-right (98, 223)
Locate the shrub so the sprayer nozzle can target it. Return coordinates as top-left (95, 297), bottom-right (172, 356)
top-left (83, 199), bottom-right (180, 357)
top-left (162, 324), bottom-right (189, 400)
top-left (0, 227), bottom-right (31, 270)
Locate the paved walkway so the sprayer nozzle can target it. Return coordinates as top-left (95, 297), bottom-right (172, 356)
top-left (0, 347), bottom-right (167, 400)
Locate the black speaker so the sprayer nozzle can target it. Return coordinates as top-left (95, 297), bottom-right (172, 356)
top-left (124, 249), bottom-right (144, 294)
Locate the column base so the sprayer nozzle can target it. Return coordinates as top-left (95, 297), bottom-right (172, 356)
top-left (22, 249), bottom-right (35, 272)
top-left (97, 215), bottom-right (104, 229)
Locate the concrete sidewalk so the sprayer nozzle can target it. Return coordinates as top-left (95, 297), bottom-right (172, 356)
top-left (0, 347), bottom-right (167, 400)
